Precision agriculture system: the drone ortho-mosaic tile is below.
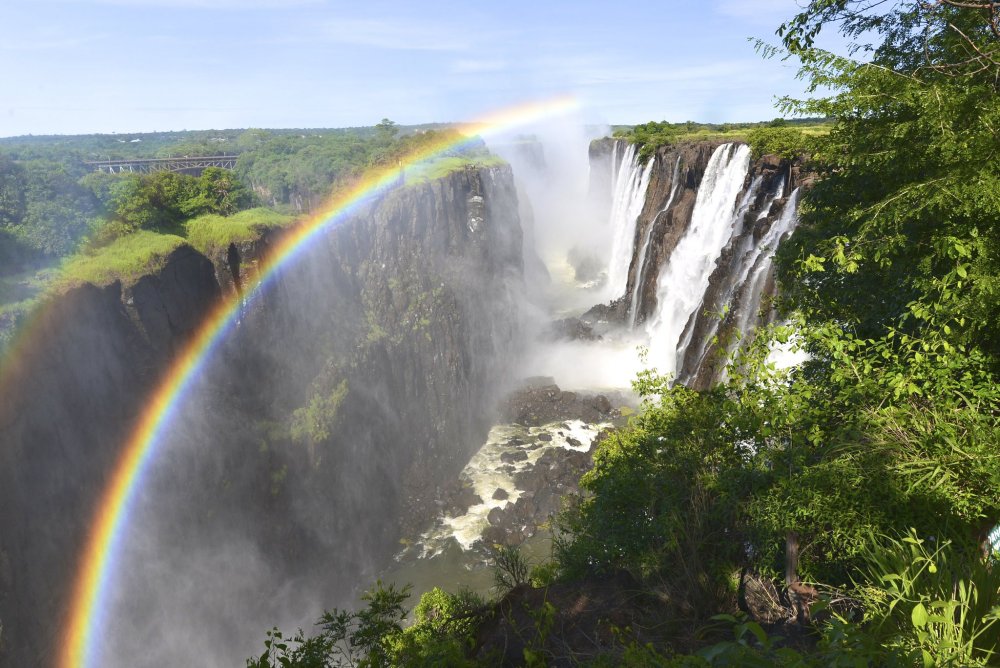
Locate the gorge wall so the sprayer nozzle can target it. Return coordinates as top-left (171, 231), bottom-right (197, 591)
top-left (0, 164), bottom-right (524, 667)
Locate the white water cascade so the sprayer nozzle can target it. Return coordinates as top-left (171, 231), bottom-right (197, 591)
top-left (628, 155), bottom-right (682, 328)
top-left (730, 187), bottom-right (801, 342)
top-left (676, 176), bottom-right (786, 380)
top-left (605, 141), bottom-right (654, 301)
top-left (645, 143), bottom-right (752, 378)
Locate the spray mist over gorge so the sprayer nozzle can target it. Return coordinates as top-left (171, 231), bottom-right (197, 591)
top-left (0, 119), bottom-right (808, 667)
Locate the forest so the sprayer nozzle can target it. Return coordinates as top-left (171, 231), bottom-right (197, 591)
top-left (245, 1), bottom-right (1000, 665)
top-left (0, 120), bottom-right (486, 348)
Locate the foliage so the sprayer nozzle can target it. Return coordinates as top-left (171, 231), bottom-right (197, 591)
top-left (613, 119), bottom-right (830, 162)
top-left (183, 207), bottom-right (295, 256)
top-left (107, 167), bottom-right (254, 236)
top-left (247, 582), bottom-right (482, 668)
top-left (234, 124), bottom-right (481, 210)
top-left (744, 125), bottom-right (813, 160)
top-left (289, 379), bottom-right (349, 451)
top-left (56, 230), bottom-right (185, 288)
top-left (489, 544), bottom-right (530, 596)
top-left (0, 154), bottom-right (100, 256)
top-left (852, 530), bottom-right (1000, 665)
top-left (554, 379), bottom-right (760, 617)
top-left (402, 155), bottom-right (506, 186)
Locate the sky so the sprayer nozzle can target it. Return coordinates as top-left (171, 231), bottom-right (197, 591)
top-left (0, 0), bottom-right (823, 137)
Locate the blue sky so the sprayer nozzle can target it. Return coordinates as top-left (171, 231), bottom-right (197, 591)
top-left (0, 0), bottom-right (821, 136)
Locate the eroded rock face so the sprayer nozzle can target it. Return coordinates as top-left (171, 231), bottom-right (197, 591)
top-left (0, 165), bottom-right (526, 667)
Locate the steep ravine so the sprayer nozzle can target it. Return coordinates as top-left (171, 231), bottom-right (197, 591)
top-left (0, 164), bottom-right (525, 667)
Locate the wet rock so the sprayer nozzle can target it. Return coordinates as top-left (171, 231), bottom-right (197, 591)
top-left (445, 485), bottom-right (483, 518)
top-left (500, 381), bottom-right (618, 427)
top-left (481, 525), bottom-right (509, 547)
top-left (487, 507), bottom-right (505, 526)
top-left (537, 433), bottom-right (553, 442)
top-left (567, 437), bottom-right (582, 448)
top-left (500, 450), bottom-right (528, 464)
top-left (546, 317), bottom-right (603, 342)
top-left (492, 488), bottom-right (509, 501)
top-left (592, 395), bottom-right (612, 414)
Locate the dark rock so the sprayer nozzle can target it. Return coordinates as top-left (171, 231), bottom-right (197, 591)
top-left (592, 395), bottom-right (613, 414)
top-left (487, 507), bottom-right (506, 527)
top-left (446, 486), bottom-right (484, 517)
top-left (492, 488), bottom-right (509, 501)
top-left (474, 571), bottom-right (646, 665)
top-left (537, 433), bottom-right (553, 442)
top-left (499, 381), bottom-right (619, 427)
top-left (500, 450), bottom-right (528, 464)
top-left (547, 317), bottom-right (603, 342)
top-left (567, 437), bottom-right (582, 448)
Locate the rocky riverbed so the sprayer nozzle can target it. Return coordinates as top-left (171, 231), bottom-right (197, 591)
top-left (390, 379), bottom-right (626, 576)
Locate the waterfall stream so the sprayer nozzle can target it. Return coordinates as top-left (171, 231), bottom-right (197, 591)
top-left (644, 143), bottom-right (752, 379)
top-left (628, 154), bottom-right (682, 327)
top-left (605, 142), bottom-right (654, 301)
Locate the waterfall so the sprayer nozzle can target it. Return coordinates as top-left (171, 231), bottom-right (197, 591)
top-left (731, 187), bottom-right (800, 339)
top-left (677, 176), bottom-right (785, 379)
top-left (628, 154), bottom-right (682, 328)
top-left (606, 142), bottom-right (654, 300)
top-left (645, 143), bottom-right (751, 379)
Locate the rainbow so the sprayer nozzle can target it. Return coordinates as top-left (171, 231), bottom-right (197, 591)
top-left (55, 96), bottom-right (578, 668)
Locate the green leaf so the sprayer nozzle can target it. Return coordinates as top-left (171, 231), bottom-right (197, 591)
top-left (911, 602), bottom-right (928, 629)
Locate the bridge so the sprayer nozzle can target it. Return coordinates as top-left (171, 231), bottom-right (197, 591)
top-left (84, 154), bottom-right (240, 175)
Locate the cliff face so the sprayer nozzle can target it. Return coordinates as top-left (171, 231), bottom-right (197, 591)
top-left (588, 138), bottom-right (808, 388)
top-left (0, 165), bottom-right (524, 667)
top-left (0, 246), bottom-right (220, 667)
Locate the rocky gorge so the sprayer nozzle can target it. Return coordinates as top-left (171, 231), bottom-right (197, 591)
top-left (0, 135), bottom-right (807, 667)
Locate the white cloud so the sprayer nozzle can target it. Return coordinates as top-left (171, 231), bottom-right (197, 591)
top-left (0, 29), bottom-right (108, 50)
top-left (716, 0), bottom-right (801, 20)
top-left (320, 18), bottom-right (471, 51)
top-left (451, 59), bottom-right (507, 74)
top-left (43, 0), bottom-right (322, 8)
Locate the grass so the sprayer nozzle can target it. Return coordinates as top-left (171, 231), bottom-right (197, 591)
top-left (46, 155), bottom-right (503, 293)
top-left (668, 122), bottom-right (832, 144)
top-left (613, 119), bottom-right (834, 160)
top-left (56, 230), bottom-right (187, 289)
top-left (183, 207), bottom-right (297, 256)
top-left (403, 154), bottom-right (507, 186)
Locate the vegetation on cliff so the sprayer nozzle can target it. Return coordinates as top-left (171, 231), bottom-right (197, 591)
top-left (247, 2), bottom-right (1000, 666)
top-left (614, 118), bottom-right (829, 161)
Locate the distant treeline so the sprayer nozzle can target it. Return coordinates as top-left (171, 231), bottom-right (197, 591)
top-left (614, 117), bottom-right (831, 160)
top-left (0, 120), bottom-right (477, 271)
